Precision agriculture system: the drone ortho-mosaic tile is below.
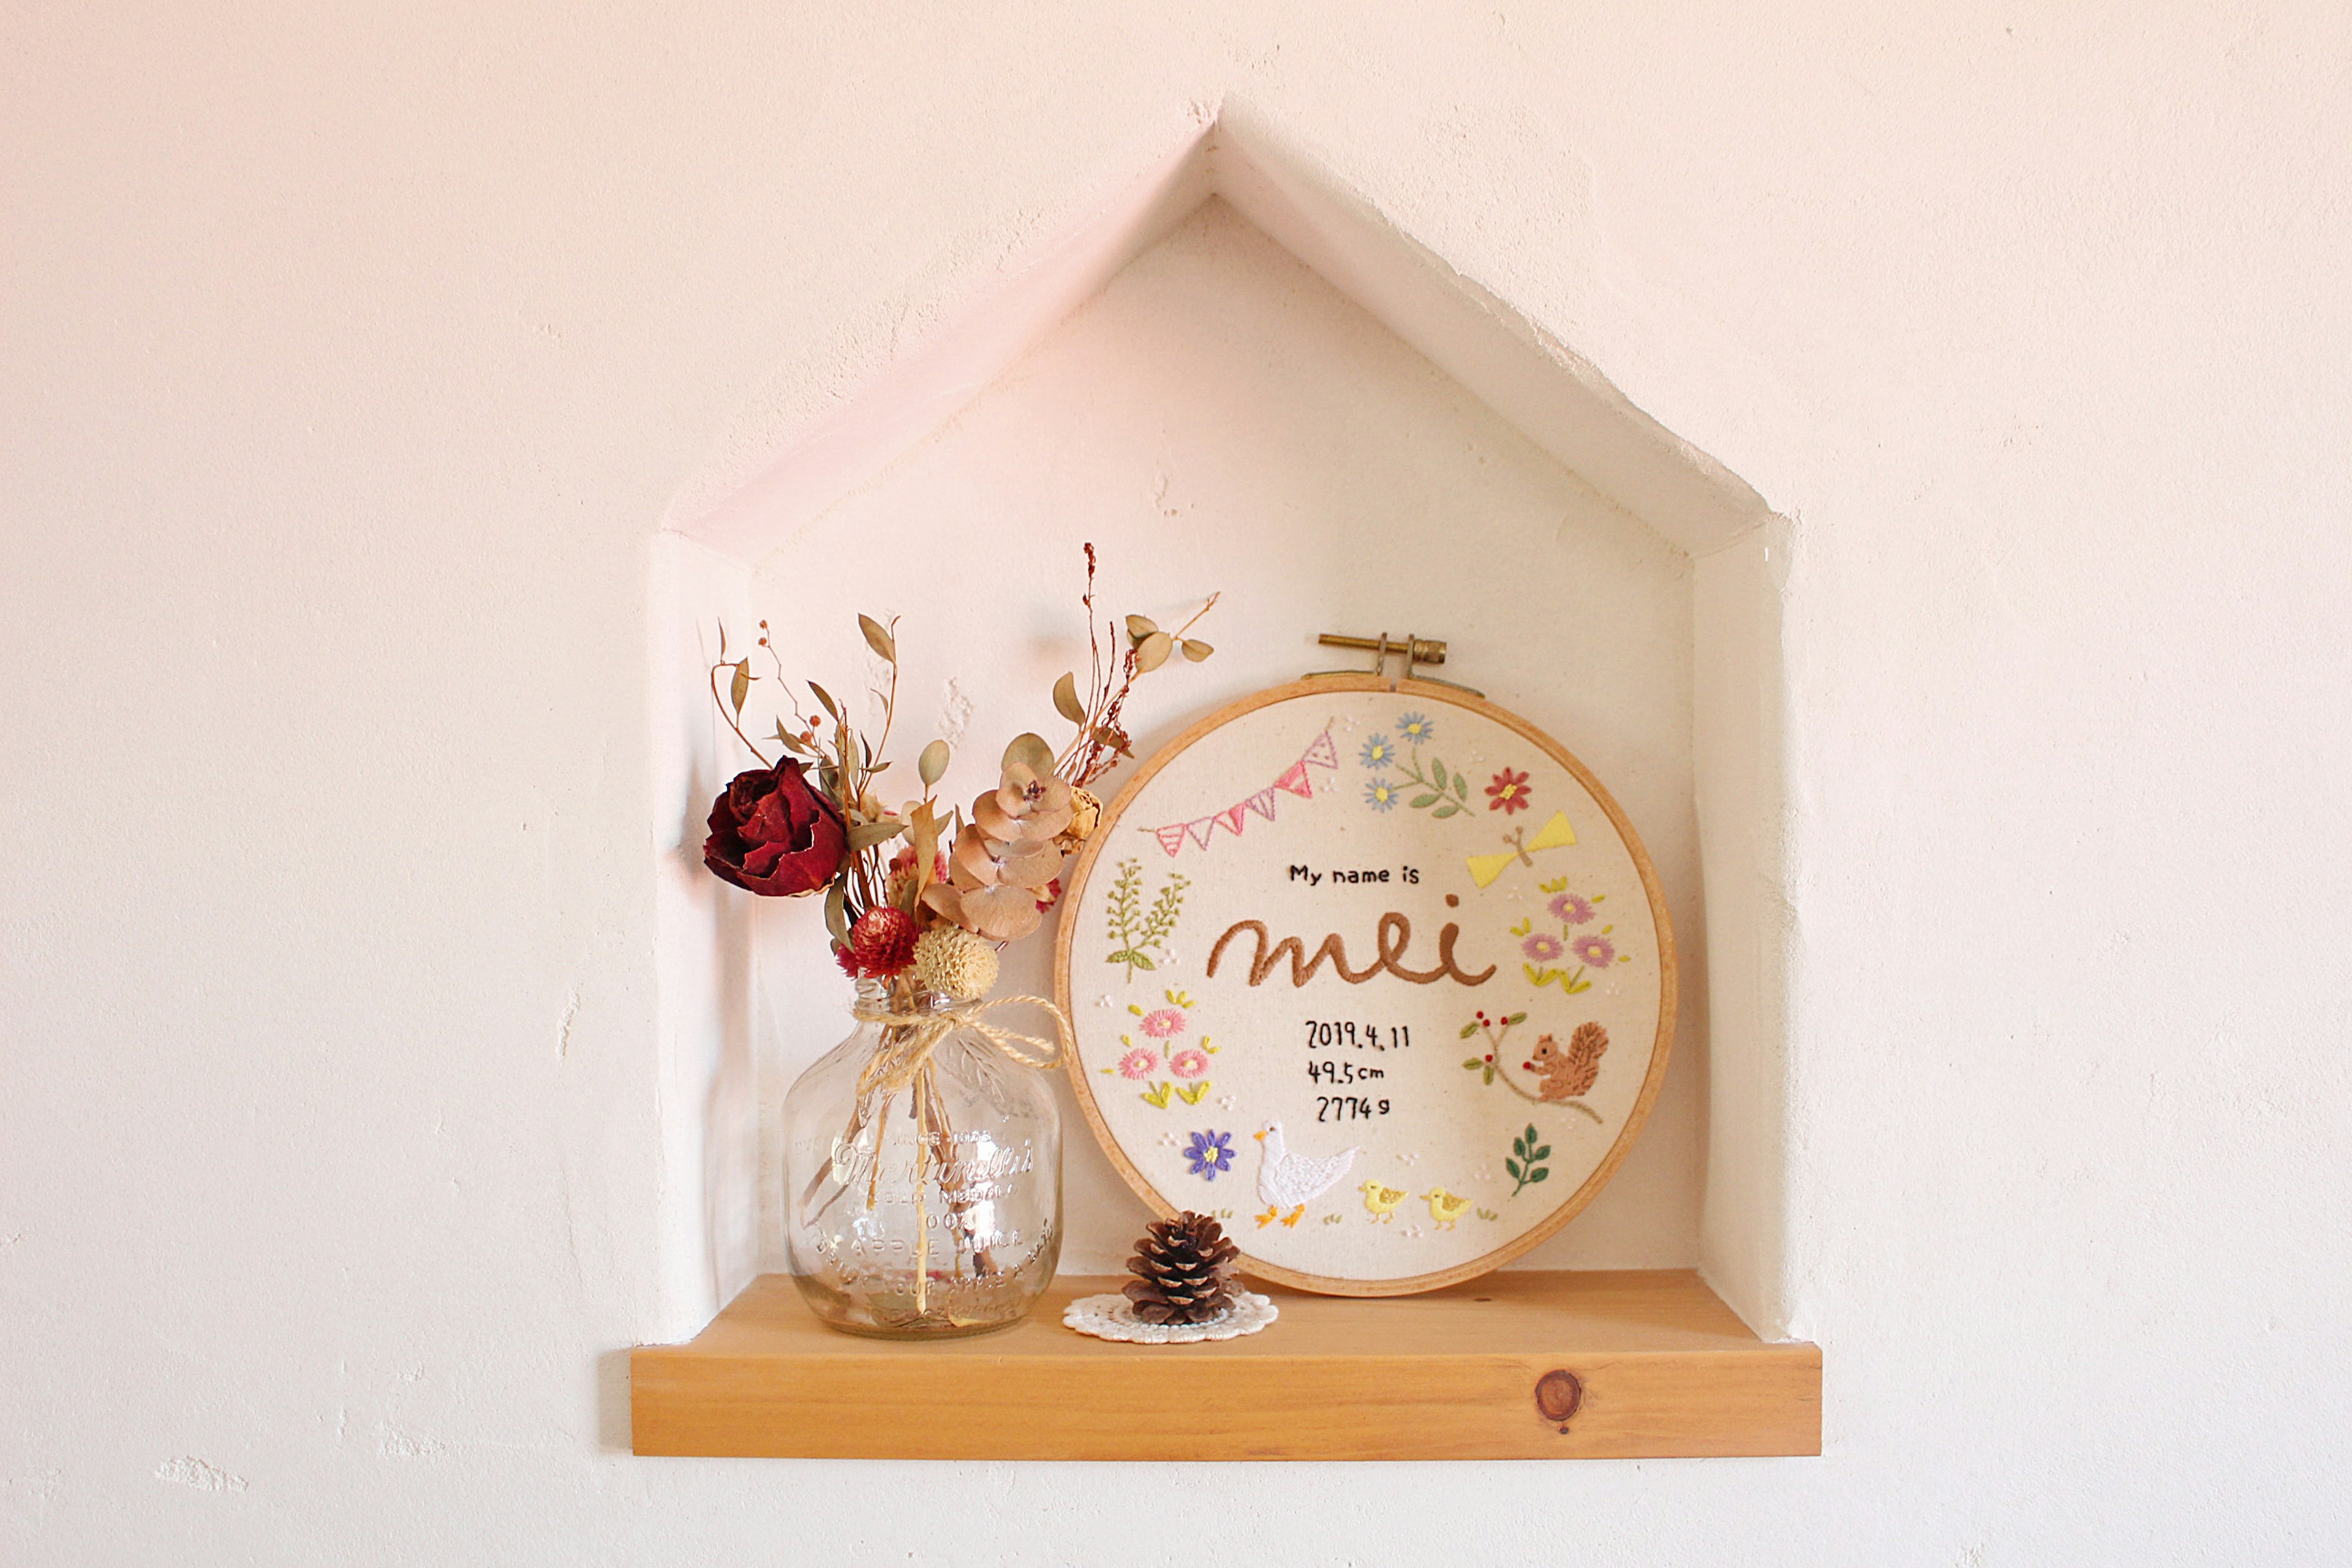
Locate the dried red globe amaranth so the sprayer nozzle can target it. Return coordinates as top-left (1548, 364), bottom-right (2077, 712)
top-left (845, 906), bottom-right (919, 978)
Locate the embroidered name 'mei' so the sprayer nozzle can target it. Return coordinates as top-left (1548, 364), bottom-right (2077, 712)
top-left (1205, 911), bottom-right (1496, 988)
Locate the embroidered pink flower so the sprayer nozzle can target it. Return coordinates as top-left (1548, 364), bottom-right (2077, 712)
top-left (1547, 892), bottom-right (1595, 925)
top-left (1169, 1049), bottom-right (1209, 1079)
top-left (1571, 934), bottom-right (1616, 968)
top-left (1139, 1008), bottom-right (1188, 1039)
top-left (1521, 932), bottom-right (1566, 963)
top-left (1486, 767), bottom-right (1532, 815)
top-left (1117, 1047), bottom-right (1161, 1080)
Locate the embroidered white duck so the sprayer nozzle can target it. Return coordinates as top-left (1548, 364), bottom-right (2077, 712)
top-left (1251, 1120), bottom-right (1361, 1227)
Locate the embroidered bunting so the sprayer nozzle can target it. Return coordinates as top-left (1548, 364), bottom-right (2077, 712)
top-left (1148, 728), bottom-right (1338, 857)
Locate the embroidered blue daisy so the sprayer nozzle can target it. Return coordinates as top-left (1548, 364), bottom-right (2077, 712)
top-left (1358, 735), bottom-right (1397, 769)
top-left (1363, 778), bottom-right (1400, 812)
top-left (1396, 712), bottom-right (1435, 744)
top-left (1184, 1129), bottom-right (1234, 1181)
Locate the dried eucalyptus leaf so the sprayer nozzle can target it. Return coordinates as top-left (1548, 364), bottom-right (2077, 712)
top-left (1180, 639), bottom-right (1213, 662)
top-left (848, 820), bottom-right (907, 852)
top-left (1052, 671), bottom-right (1087, 725)
top-left (1135, 631), bottom-right (1173, 673)
top-left (823, 883), bottom-right (850, 942)
top-left (1001, 732), bottom-right (1056, 777)
top-left (1124, 613), bottom-right (1158, 642)
top-left (729, 660), bottom-right (751, 715)
top-left (807, 680), bottom-right (840, 720)
top-left (918, 739), bottom-right (951, 788)
top-left (858, 614), bottom-right (896, 662)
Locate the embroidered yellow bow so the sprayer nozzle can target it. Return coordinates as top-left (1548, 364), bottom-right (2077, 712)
top-left (1466, 810), bottom-right (1578, 888)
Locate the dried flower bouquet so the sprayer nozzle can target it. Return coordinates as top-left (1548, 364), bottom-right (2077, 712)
top-left (701, 546), bottom-right (1217, 1332)
top-left (703, 545), bottom-right (1216, 982)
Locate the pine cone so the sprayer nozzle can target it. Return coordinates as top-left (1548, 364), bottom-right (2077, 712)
top-left (1122, 1211), bottom-right (1241, 1325)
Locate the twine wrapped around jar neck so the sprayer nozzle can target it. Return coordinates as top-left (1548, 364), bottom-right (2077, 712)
top-left (849, 983), bottom-right (1069, 1099)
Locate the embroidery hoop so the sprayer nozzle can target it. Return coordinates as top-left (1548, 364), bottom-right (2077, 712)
top-left (1054, 674), bottom-right (1677, 1297)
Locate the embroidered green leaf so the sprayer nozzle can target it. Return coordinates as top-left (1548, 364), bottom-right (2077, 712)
top-left (1431, 758), bottom-right (1449, 790)
top-left (1433, 804), bottom-right (1460, 818)
top-left (1462, 1057), bottom-right (1483, 1069)
top-left (1410, 793), bottom-right (1439, 809)
top-left (1531, 1144), bottom-right (1551, 1161)
top-left (1504, 1158), bottom-right (1522, 1180)
top-left (1453, 773), bottom-right (1470, 799)
top-left (1129, 952), bottom-right (1156, 970)
top-left (1506, 1012), bottom-right (1527, 1026)
top-left (1459, 1023), bottom-right (1479, 1039)
top-left (1531, 1168), bottom-right (1550, 1182)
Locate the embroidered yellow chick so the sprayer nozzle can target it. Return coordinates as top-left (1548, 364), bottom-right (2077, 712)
top-left (1423, 1188), bottom-right (1474, 1230)
top-left (1360, 1180), bottom-right (1407, 1223)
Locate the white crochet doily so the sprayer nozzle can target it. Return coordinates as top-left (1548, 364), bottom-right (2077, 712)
top-left (1063, 1291), bottom-right (1279, 1344)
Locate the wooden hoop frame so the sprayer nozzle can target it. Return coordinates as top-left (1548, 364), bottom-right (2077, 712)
top-left (1054, 675), bottom-right (1677, 1296)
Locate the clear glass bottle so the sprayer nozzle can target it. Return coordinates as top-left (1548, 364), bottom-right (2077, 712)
top-left (782, 979), bottom-right (1061, 1338)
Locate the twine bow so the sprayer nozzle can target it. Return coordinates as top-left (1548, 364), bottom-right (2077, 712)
top-left (851, 993), bottom-right (1071, 1099)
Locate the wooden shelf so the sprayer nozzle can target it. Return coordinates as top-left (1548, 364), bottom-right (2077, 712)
top-left (630, 1269), bottom-right (1820, 1461)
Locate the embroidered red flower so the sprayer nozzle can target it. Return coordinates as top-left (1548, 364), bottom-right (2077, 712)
top-left (703, 758), bottom-right (848, 897)
top-left (1485, 767), bottom-right (1532, 815)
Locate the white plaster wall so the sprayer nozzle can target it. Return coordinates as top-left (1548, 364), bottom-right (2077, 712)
top-left (4, 3), bottom-right (2347, 1564)
top-left (742, 198), bottom-right (1703, 1285)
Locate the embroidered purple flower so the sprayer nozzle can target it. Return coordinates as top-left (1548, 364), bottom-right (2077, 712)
top-left (1363, 778), bottom-right (1400, 812)
top-left (1486, 767), bottom-right (1532, 815)
top-left (1139, 1007), bottom-right (1187, 1039)
top-left (1184, 1130), bottom-right (1234, 1181)
top-left (1359, 735), bottom-right (1398, 769)
top-left (1169, 1048), bottom-right (1210, 1079)
top-left (1521, 932), bottom-right (1566, 963)
top-left (1396, 712), bottom-right (1435, 744)
top-left (1571, 934), bottom-right (1616, 968)
top-left (1118, 1047), bottom-right (1161, 1080)
top-left (1547, 892), bottom-right (1595, 925)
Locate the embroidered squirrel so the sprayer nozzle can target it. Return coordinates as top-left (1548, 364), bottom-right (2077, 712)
top-left (1523, 1022), bottom-right (1608, 1102)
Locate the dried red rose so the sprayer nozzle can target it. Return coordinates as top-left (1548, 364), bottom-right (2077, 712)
top-left (703, 759), bottom-right (848, 897)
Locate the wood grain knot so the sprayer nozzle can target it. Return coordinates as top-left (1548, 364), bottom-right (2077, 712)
top-left (1533, 1368), bottom-right (1584, 1433)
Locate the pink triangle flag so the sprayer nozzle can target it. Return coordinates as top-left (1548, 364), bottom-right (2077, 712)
top-left (1275, 759), bottom-right (1315, 799)
top-left (1303, 728), bottom-right (1338, 771)
top-left (1186, 817), bottom-right (1218, 850)
top-left (1155, 824), bottom-right (1189, 857)
top-left (1245, 788), bottom-right (1279, 821)
top-left (1216, 804), bottom-right (1249, 838)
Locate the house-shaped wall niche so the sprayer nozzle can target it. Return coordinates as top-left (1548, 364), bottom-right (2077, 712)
top-left (651, 108), bottom-right (1794, 1344)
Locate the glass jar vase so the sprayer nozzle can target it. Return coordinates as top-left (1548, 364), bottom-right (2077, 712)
top-left (782, 979), bottom-right (1062, 1338)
